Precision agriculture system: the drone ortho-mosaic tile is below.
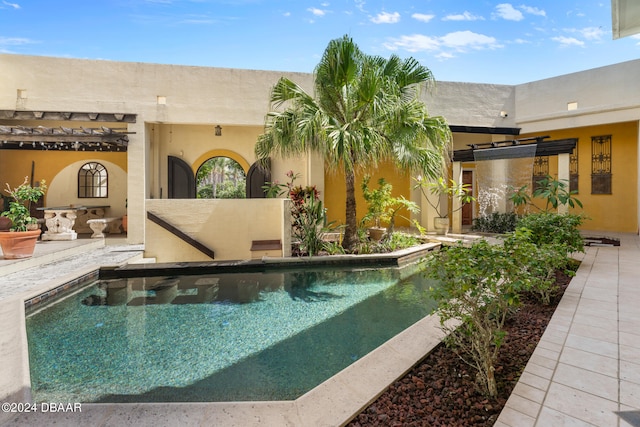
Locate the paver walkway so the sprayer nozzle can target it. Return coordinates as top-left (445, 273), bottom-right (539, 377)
top-left (496, 232), bottom-right (640, 427)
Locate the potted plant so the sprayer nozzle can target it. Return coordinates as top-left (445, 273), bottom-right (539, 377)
top-left (415, 176), bottom-right (474, 235)
top-left (361, 177), bottom-right (419, 241)
top-left (361, 176), bottom-right (389, 241)
top-left (0, 176), bottom-right (47, 259)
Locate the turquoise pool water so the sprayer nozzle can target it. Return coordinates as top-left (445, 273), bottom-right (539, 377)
top-left (26, 266), bottom-right (437, 403)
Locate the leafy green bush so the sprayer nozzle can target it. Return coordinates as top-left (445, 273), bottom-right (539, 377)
top-left (516, 212), bottom-right (585, 254)
top-left (425, 240), bottom-right (523, 397)
top-left (472, 212), bottom-right (519, 234)
top-left (503, 228), bottom-right (573, 305)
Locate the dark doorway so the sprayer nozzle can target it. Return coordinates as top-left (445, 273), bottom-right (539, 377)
top-left (168, 156), bottom-right (195, 199)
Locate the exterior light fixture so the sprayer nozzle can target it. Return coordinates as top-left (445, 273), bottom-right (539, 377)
top-left (215, 125), bottom-right (222, 136)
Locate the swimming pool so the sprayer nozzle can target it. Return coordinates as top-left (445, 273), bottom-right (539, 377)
top-left (26, 265), bottom-right (437, 403)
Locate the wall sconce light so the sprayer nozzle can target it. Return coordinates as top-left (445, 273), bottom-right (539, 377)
top-left (215, 125), bottom-right (222, 136)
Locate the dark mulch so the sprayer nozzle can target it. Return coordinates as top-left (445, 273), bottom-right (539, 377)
top-left (347, 270), bottom-right (572, 427)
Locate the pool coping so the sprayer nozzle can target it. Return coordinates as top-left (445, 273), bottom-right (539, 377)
top-left (2, 242), bottom-right (449, 426)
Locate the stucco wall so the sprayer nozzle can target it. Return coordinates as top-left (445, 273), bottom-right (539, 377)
top-left (424, 81), bottom-right (516, 128)
top-left (519, 121), bottom-right (639, 233)
top-left (515, 59), bottom-right (640, 133)
top-left (145, 198), bottom-right (291, 262)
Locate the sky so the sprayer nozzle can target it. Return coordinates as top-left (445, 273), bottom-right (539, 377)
top-left (0, 0), bottom-right (639, 85)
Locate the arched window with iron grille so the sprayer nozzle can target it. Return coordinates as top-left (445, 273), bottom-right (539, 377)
top-left (78, 162), bottom-right (108, 198)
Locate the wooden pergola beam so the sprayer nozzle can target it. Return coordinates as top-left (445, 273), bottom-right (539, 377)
top-left (0, 110), bottom-right (136, 123)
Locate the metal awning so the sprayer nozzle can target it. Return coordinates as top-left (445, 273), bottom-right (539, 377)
top-left (452, 136), bottom-right (577, 162)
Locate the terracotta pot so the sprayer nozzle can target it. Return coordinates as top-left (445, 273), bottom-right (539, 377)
top-left (0, 229), bottom-right (42, 259)
top-left (368, 227), bottom-right (386, 241)
top-left (121, 215), bottom-right (128, 233)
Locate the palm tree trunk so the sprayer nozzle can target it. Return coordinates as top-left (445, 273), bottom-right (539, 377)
top-left (342, 168), bottom-right (358, 251)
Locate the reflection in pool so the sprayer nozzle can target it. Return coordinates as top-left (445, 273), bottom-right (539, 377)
top-left (26, 266), bottom-right (437, 403)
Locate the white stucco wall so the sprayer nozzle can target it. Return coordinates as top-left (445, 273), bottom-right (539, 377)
top-left (515, 59), bottom-right (640, 133)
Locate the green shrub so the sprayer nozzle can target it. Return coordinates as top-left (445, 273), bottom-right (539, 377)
top-left (425, 240), bottom-right (523, 397)
top-left (503, 228), bottom-right (573, 305)
top-left (472, 212), bottom-right (519, 234)
top-left (516, 212), bottom-right (585, 254)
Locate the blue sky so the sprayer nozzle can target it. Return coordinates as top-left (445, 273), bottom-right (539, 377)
top-left (1, 0), bottom-right (638, 84)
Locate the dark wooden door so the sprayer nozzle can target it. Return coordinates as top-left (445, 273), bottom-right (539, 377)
top-left (462, 170), bottom-right (473, 226)
top-left (168, 156), bottom-right (195, 199)
top-left (246, 159), bottom-right (271, 198)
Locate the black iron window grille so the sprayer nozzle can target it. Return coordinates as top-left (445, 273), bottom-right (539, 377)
top-left (591, 135), bottom-right (612, 194)
top-left (532, 156), bottom-right (549, 190)
top-left (570, 144), bottom-right (579, 193)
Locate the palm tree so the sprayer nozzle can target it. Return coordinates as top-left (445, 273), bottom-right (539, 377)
top-left (255, 35), bottom-right (451, 251)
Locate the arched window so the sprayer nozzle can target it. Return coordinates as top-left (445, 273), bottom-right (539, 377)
top-left (78, 162), bottom-right (108, 198)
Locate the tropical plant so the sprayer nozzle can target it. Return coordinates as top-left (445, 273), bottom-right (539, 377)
top-left (1, 177), bottom-right (47, 232)
top-left (255, 35), bottom-right (451, 251)
top-left (291, 192), bottom-right (327, 256)
top-left (361, 176), bottom-right (420, 236)
top-left (414, 176), bottom-right (475, 218)
top-left (509, 175), bottom-right (582, 212)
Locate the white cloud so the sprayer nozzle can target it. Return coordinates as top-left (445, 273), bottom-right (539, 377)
top-left (520, 5), bottom-right (546, 17)
top-left (308, 7), bottom-right (326, 17)
top-left (440, 31), bottom-right (501, 50)
top-left (443, 11), bottom-right (483, 21)
top-left (2, 1), bottom-right (20, 9)
top-left (371, 11), bottom-right (400, 24)
top-left (412, 13), bottom-right (434, 23)
top-left (578, 26), bottom-right (605, 40)
top-left (0, 36), bottom-right (32, 45)
top-left (384, 30), bottom-right (501, 56)
top-left (494, 4), bottom-right (524, 21)
top-left (384, 34), bottom-right (440, 52)
top-left (552, 36), bottom-right (585, 47)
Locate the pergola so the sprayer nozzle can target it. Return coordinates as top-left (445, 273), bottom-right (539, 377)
top-left (0, 110), bottom-right (135, 152)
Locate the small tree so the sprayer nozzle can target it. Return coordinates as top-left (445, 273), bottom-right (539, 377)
top-left (414, 176), bottom-right (475, 218)
top-left (361, 176), bottom-right (419, 236)
top-left (425, 240), bottom-right (522, 397)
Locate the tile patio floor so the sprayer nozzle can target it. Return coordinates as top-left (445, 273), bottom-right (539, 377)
top-left (496, 232), bottom-right (640, 427)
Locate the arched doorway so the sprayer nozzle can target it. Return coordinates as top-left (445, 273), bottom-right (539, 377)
top-left (195, 157), bottom-right (246, 199)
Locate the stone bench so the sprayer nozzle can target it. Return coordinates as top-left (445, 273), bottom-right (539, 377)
top-left (86, 217), bottom-right (122, 238)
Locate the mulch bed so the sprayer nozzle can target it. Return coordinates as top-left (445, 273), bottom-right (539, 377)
top-left (347, 270), bottom-right (572, 427)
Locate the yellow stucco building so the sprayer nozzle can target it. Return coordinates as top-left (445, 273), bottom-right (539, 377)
top-left (1, 54), bottom-right (639, 261)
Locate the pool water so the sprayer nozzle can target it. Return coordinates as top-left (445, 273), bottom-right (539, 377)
top-left (26, 266), bottom-right (437, 403)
